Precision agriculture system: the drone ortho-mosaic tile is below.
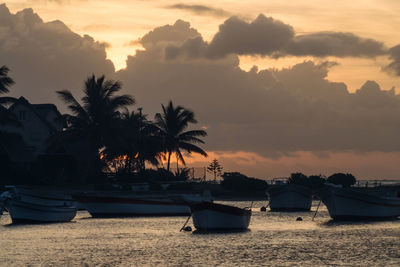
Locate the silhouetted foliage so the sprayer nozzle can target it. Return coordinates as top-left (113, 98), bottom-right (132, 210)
top-left (287, 172), bottom-right (309, 186)
top-left (327, 173), bottom-right (356, 187)
top-left (174, 167), bottom-right (191, 181)
top-left (0, 65), bottom-right (18, 127)
top-left (287, 173), bottom-right (327, 189)
top-left (207, 159), bottom-right (223, 181)
top-left (221, 172), bottom-right (268, 192)
top-left (103, 110), bottom-right (163, 174)
top-left (56, 75), bottom-right (134, 180)
top-left (0, 65), bottom-right (14, 94)
top-left (154, 100), bottom-right (207, 171)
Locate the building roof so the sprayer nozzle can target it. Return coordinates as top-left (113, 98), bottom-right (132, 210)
top-left (9, 96), bottom-right (65, 133)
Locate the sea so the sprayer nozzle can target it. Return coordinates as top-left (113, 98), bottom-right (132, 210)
top-left (0, 201), bottom-right (399, 266)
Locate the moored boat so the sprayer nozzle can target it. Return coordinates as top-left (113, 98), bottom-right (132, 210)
top-left (10, 187), bottom-right (76, 207)
top-left (74, 194), bottom-right (197, 217)
top-left (5, 199), bottom-right (77, 224)
top-left (267, 184), bottom-right (313, 211)
top-left (316, 185), bottom-right (400, 220)
top-left (190, 202), bottom-right (251, 231)
top-left (1, 187), bottom-right (77, 224)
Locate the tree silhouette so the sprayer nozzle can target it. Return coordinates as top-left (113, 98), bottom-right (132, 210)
top-left (287, 172), bottom-right (308, 186)
top-left (56, 74), bottom-right (134, 179)
top-left (103, 110), bottom-right (162, 173)
top-left (154, 101), bottom-right (207, 171)
top-left (0, 65), bottom-right (14, 94)
top-left (0, 65), bottom-right (18, 126)
top-left (327, 173), bottom-right (356, 187)
top-left (207, 159), bottom-right (223, 181)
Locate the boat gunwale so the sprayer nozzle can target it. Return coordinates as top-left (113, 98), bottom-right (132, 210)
top-left (189, 202), bottom-right (251, 217)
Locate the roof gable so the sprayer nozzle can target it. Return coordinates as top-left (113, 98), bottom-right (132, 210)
top-left (9, 97), bottom-right (64, 132)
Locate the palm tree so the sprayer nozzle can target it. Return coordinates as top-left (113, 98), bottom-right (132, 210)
top-left (103, 110), bottom-right (163, 173)
top-left (0, 65), bottom-right (14, 94)
top-left (0, 65), bottom-right (18, 126)
top-left (56, 74), bottom-right (134, 179)
top-left (154, 100), bottom-right (208, 171)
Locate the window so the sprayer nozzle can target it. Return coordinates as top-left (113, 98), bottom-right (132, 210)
top-left (19, 110), bottom-right (27, 121)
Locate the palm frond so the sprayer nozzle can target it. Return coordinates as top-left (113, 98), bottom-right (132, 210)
top-left (0, 65), bottom-right (15, 94)
top-left (179, 142), bottom-right (208, 157)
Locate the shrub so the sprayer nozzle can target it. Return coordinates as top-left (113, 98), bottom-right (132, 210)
top-left (327, 173), bottom-right (356, 187)
top-left (221, 172), bottom-right (268, 192)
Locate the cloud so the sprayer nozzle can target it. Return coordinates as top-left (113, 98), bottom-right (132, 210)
top-left (285, 32), bottom-right (386, 57)
top-left (139, 19), bottom-right (200, 49)
top-left (165, 4), bottom-right (231, 17)
top-left (0, 4), bottom-right (114, 105)
top-left (384, 44), bottom-right (400, 76)
top-left (2, 6), bottom-right (400, 162)
top-left (165, 14), bottom-right (388, 59)
top-left (117, 19), bottom-right (400, 158)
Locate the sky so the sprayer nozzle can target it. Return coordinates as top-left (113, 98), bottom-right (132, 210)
top-left (2, 0), bottom-right (400, 180)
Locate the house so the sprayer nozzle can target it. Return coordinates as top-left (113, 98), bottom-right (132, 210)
top-left (0, 131), bottom-right (35, 184)
top-left (0, 96), bottom-right (65, 156)
top-left (0, 96), bottom-right (91, 183)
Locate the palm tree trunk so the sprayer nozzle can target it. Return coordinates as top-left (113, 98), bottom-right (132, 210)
top-left (176, 154), bottom-right (179, 173)
top-left (167, 150), bottom-right (171, 172)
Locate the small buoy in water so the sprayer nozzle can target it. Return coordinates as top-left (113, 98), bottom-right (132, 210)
top-left (183, 226), bottom-right (192, 232)
top-left (296, 217), bottom-right (303, 221)
top-left (260, 206), bottom-right (267, 212)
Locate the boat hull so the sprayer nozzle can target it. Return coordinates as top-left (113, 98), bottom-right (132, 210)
top-left (190, 202), bottom-right (251, 230)
top-left (6, 199), bottom-right (77, 224)
top-left (317, 186), bottom-right (400, 220)
top-left (267, 184), bottom-right (313, 211)
top-left (75, 195), bottom-right (191, 217)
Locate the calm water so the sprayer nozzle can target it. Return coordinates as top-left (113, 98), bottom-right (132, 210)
top-left (0, 201), bottom-right (399, 266)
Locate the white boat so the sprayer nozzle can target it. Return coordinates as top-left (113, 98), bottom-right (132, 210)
top-left (267, 184), bottom-right (313, 211)
top-left (1, 187), bottom-right (77, 224)
top-left (5, 199), bottom-right (77, 224)
top-left (316, 185), bottom-right (400, 220)
top-left (11, 187), bottom-right (76, 207)
top-left (74, 194), bottom-right (195, 217)
top-left (190, 202), bottom-right (251, 231)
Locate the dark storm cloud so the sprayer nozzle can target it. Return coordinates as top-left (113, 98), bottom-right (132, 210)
top-left (384, 44), bottom-right (400, 76)
top-left (165, 14), bottom-right (387, 59)
top-left (0, 4), bottom-right (114, 105)
top-left (165, 4), bottom-right (231, 17)
top-left (117, 19), bottom-right (400, 157)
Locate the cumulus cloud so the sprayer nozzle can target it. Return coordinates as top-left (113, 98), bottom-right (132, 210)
top-left (384, 44), bottom-right (400, 76)
top-left (117, 19), bottom-right (400, 157)
top-left (0, 4), bottom-right (114, 104)
top-left (2, 5), bottom-right (400, 160)
top-left (165, 14), bottom-right (388, 59)
top-left (165, 4), bottom-right (231, 17)
top-left (139, 19), bottom-right (200, 49)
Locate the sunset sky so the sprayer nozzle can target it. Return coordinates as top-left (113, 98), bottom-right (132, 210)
top-left (2, 0), bottom-right (400, 179)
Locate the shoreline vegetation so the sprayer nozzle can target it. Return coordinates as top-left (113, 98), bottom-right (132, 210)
top-left (1, 66), bottom-right (400, 200)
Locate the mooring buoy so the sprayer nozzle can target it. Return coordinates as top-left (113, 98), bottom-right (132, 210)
top-left (260, 206), bottom-right (267, 212)
top-left (296, 217), bottom-right (303, 221)
top-left (183, 226), bottom-right (192, 232)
